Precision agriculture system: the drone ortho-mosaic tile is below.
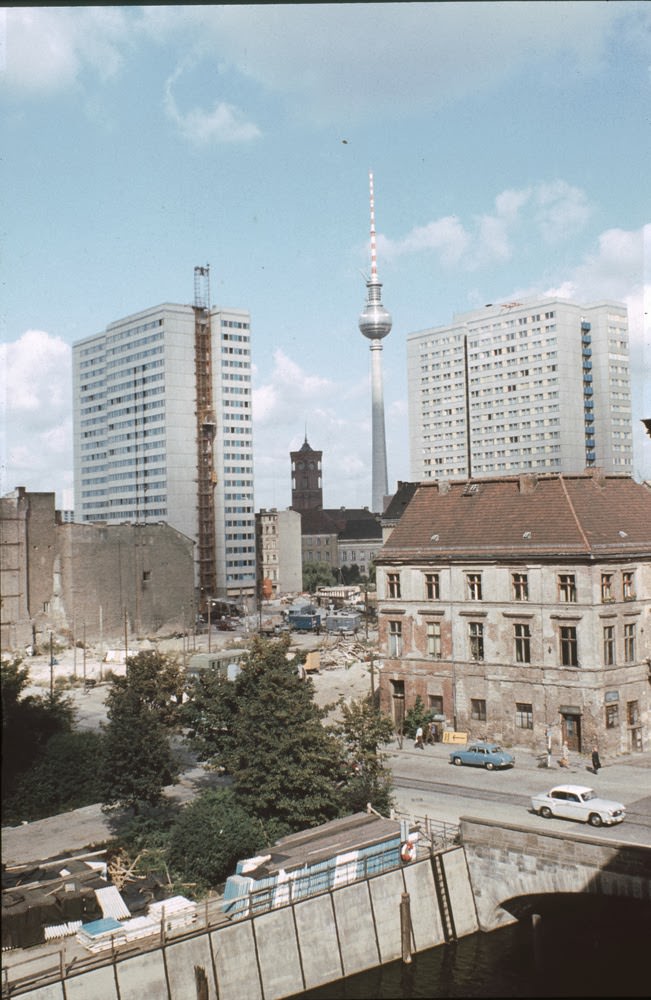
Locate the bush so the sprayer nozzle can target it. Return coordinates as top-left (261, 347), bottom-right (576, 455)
top-left (167, 789), bottom-right (283, 891)
top-left (3, 731), bottom-right (106, 822)
top-left (403, 695), bottom-right (431, 739)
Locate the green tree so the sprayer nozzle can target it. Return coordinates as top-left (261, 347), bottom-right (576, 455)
top-left (302, 561), bottom-right (336, 593)
top-left (403, 694), bottom-right (430, 739)
top-left (4, 731), bottom-right (106, 822)
top-left (1, 657), bottom-right (74, 805)
top-left (101, 651), bottom-right (182, 813)
top-left (184, 636), bottom-right (348, 830)
top-left (167, 789), bottom-right (283, 892)
top-left (332, 696), bottom-right (395, 815)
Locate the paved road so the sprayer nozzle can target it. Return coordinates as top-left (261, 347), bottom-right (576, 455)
top-left (387, 738), bottom-right (651, 845)
top-left (3, 737), bottom-right (651, 867)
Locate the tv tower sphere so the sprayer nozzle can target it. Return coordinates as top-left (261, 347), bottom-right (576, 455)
top-left (359, 171), bottom-right (392, 514)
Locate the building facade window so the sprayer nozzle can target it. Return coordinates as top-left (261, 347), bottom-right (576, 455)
top-left (624, 622), bottom-right (636, 662)
top-left (514, 623), bottom-right (531, 663)
top-left (467, 573), bottom-right (482, 601)
top-left (515, 702), bottom-right (533, 729)
top-left (469, 621), bottom-right (484, 661)
top-left (387, 572), bottom-right (401, 599)
top-left (560, 626), bottom-right (578, 666)
top-left (558, 574), bottom-right (577, 603)
top-left (605, 703), bottom-right (619, 729)
top-left (601, 573), bottom-right (614, 602)
top-left (603, 625), bottom-right (615, 666)
top-left (426, 621), bottom-right (442, 659)
top-left (623, 571), bottom-right (635, 599)
top-left (425, 572), bottom-right (440, 600)
top-left (627, 700), bottom-right (639, 725)
top-left (512, 573), bottom-right (529, 601)
top-left (388, 620), bottom-right (403, 656)
top-left (429, 695), bottom-right (444, 715)
top-left (471, 698), bottom-right (487, 721)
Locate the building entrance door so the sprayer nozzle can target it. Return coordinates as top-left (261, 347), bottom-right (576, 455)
top-left (391, 680), bottom-right (405, 735)
top-left (561, 712), bottom-right (582, 752)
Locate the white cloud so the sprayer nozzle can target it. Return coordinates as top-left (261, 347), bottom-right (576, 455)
top-left (6, 3), bottom-right (647, 124)
top-left (173, 2), bottom-right (636, 123)
top-left (0, 331), bottom-right (73, 504)
top-left (383, 181), bottom-right (594, 270)
top-left (533, 181), bottom-right (593, 243)
top-left (163, 64), bottom-right (261, 144)
top-left (2, 7), bottom-right (132, 94)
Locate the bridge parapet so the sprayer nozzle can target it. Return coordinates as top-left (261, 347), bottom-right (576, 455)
top-left (459, 816), bottom-right (651, 932)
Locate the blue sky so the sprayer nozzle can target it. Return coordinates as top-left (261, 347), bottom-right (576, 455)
top-left (1, 2), bottom-right (650, 512)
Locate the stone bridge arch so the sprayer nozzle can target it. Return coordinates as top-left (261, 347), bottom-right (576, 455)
top-left (458, 817), bottom-right (651, 932)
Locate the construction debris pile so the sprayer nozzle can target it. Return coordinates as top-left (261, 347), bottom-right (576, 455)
top-left (316, 635), bottom-right (374, 671)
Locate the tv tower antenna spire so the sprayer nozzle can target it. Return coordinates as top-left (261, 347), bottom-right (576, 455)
top-left (358, 171), bottom-right (392, 514)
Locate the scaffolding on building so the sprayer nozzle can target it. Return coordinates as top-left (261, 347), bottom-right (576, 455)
top-left (193, 265), bottom-right (218, 606)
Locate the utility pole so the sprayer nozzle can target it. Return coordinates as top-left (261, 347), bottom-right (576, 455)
top-left (49, 630), bottom-right (54, 701)
top-left (83, 621), bottom-right (87, 690)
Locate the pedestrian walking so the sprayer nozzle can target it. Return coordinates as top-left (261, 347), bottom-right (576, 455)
top-left (414, 725), bottom-right (424, 749)
top-left (591, 746), bottom-right (602, 773)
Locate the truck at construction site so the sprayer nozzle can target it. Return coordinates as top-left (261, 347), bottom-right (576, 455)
top-left (286, 605), bottom-right (322, 633)
top-left (325, 611), bottom-right (361, 635)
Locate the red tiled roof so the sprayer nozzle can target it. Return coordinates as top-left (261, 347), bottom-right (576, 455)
top-left (381, 474), bottom-right (651, 560)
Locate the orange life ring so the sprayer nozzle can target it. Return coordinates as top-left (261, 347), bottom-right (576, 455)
top-left (400, 840), bottom-right (416, 863)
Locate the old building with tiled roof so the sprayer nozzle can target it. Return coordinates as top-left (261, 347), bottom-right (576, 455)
top-left (374, 471), bottom-right (650, 755)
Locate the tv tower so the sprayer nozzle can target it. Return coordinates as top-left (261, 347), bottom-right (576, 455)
top-left (359, 171), bottom-right (392, 514)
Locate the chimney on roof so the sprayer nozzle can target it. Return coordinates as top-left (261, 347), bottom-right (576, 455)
top-left (519, 474), bottom-right (538, 494)
top-left (438, 480), bottom-right (450, 495)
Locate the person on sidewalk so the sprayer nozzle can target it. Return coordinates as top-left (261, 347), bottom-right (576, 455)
top-left (591, 746), bottom-right (602, 774)
top-left (414, 725), bottom-right (424, 749)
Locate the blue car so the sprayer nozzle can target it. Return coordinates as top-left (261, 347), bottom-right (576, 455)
top-left (449, 741), bottom-right (515, 770)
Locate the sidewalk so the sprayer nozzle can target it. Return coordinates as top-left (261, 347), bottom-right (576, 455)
top-left (3, 743), bottom-right (650, 869)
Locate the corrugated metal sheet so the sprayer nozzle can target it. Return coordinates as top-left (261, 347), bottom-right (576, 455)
top-left (95, 886), bottom-right (130, 920)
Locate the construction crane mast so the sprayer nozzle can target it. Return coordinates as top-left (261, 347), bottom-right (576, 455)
top-left (193, 265), bottom-right (218, 606)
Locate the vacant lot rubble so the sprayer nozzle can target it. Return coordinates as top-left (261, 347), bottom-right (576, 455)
top-left (318, 636), bottom-right (374, 670)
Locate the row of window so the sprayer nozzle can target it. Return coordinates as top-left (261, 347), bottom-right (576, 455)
top-left (386, 619), bottom-right (637, 667)
top-left (386, 570), bottom-right (637, 603)
top-left (466, 698), bottom-right (640, 731)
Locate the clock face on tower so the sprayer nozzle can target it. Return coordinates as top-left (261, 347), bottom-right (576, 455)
top-left (297, 462), bottom-right (304, 470)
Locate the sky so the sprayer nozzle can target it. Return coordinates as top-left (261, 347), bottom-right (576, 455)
top-left (1, 2), bottom-right (650, 514)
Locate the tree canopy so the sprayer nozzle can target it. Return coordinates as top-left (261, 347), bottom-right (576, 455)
top-left (101, 650), bottom-right (183, 813)
top-left (167, 789), bottom-right (284, 892)
top-left (1, 656), bottom-right (75, 806)
top-left (332, 696), bottom-right (395, 815)
top-left (184, 636), bottom-right (348, 830)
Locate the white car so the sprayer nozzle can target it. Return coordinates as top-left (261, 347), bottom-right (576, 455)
top-left (531, 784), bottom-right (626, 827)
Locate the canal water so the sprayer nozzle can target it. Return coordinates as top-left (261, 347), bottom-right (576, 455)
top-left (293, 895), bottom-right (649, 998)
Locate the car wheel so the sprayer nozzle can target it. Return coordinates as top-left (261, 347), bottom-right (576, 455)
top-left (485, 762), bottom-right (495, 770)
top-left (540, 806), bottom-right (552, 819)
top-left (453, 757), bottom-right (462, 766)
top-left (588, 813), bottom-right (603, 828)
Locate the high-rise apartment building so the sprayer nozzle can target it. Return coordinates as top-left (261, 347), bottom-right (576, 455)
top-left (73, 295), bottom-right (255, 603)
top-left (407, 298), bottom-right (633, 481)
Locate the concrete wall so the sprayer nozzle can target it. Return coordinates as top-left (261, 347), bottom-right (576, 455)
top-left (14, 827), bottom-right (651, 1000)
top-left (0, 487), bottom-right (195, 649)
top-left (16, 849), bottom-right (475, 1000)
top-left (460, 816), bottom-right (651, 932)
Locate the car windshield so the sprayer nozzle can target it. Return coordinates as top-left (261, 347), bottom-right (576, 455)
top-left (580, 790), bottom-right (596, 801)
